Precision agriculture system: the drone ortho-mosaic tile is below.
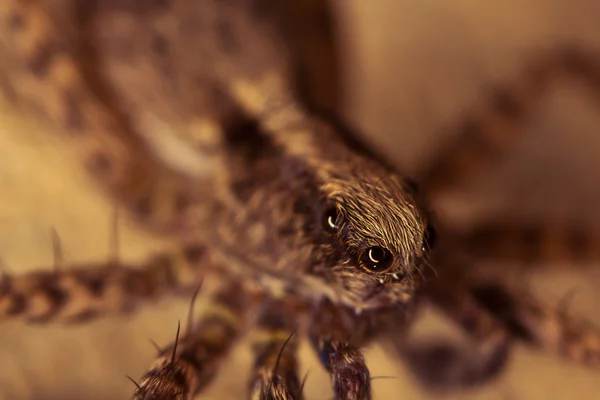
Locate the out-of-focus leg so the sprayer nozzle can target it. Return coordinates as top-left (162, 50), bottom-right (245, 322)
top-left (452, 219), bottom-right (600, 268)
top-left (471, 282), bottom-right (600, 367)
top-left (417, 47), bottom-right (600, 203)
top-left (0, 244), bottom-right (205, 324)
top-left (392, 280), bottom-right (511, 390)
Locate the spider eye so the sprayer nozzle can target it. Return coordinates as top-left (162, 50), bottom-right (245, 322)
top-left (322, 205), bottom-right (342, 234)
top-left (362, 246), bottom-right (393, 272)
top-left (423, 224), bottom-right (437, 251)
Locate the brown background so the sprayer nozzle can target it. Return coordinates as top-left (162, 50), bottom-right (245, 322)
top-left (2, 0), bottom-right (600, 399)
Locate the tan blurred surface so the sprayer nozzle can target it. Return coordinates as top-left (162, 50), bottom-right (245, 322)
top-left (2, 1), bottom-right (600, 399)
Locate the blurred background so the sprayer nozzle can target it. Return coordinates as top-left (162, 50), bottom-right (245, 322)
top-left (2, 0), bottom-right (600, 398)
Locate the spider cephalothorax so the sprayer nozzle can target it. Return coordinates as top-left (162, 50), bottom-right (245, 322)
top-left (308, 162), bottom-right (434, 310)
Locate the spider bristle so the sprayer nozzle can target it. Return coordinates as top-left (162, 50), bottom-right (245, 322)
top-left (149, 338), bottom-right (162, 355)
top-left (297, 368), bottom-right (311, 398)
top-left (186, 278), bottom-right (204, 336)
top-left (109, 203), bottom-right (121, 264)
top-left (50, 227), bottom-right (63, 272)
top-left (171, 321), bottom-right (181, 364)
top-left (126, 375), bottom-right (142, 390)
top-left (273, 331), bottom-right (295, 374)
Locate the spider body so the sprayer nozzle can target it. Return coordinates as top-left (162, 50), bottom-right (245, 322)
top-left (1, 0), bottom-right (600, 399)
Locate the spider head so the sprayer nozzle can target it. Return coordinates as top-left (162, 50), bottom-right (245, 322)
top-left (311, 161), bottom-right (436, 310)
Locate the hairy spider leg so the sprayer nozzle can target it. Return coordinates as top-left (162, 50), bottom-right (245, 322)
top-left (0, 244), bottom-right (205, 324)
top-left (129, 282), bottom-right (248, 400)
top-left (248, 300), bottom-right (303, 400)
top-left (471, 282), bottom-right (600, 367)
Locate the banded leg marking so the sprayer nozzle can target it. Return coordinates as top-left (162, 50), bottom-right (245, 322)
top-left (472, 283), bottom-right (600, 367)
top-left (454, 220), bottom-right (600, 267)
top-left (130, 283), bottom-right (248, 400)
top-left (0, 244), bottom-right (205, 324)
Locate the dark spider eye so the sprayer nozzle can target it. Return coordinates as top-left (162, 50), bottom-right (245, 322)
top-left (423, 224), bottom-right (437, 251)
top-left (361, 246), bottom-right (393, 272)
top-left (322, 205), bottom-right (342, 234)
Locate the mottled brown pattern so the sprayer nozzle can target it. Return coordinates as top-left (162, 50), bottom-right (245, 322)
top-left (471, 283), bottom-right (600, 366)
top-left (0, 244), bottom-right (206, 323)
top-left (1, 1), bottom-right (600, 399)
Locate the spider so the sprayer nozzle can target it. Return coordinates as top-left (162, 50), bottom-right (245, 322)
top-left (0, 0), bottom-right (600, 399)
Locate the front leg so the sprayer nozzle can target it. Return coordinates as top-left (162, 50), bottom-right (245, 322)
top-left (390, 281), bottom-right (512, 391)
top-left (130, 282), bottom-right (248, 399)
top-left (309, 334), bottom-right (371, 400)
top-left (307, 302), bottom-right (378, 400)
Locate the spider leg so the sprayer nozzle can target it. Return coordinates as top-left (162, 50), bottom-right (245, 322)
top-left (452, 219), bottom-right (600, 268)
top-left (470, 282), bottom-right (600, 367)
top-left (279, 0), bottom-right (340, 115)
top-left (130, 282), bottom-right (248, 400)
top-left (248, 300), bottom-right (303, 400)
top-left (308, 333), bottom-right (372, 400)
top-left (1, 0), bottom-right (207, 235)
top-left (307, 303), bottom-right (374, 400)
top-left (308, 333), bottom-right (371, 400)
top-left (417, 46), bottom-right (600, 204)
top-left (392, 280), bottom-right (511, 391)
top-left (0, 244), bottom-right (205, 324)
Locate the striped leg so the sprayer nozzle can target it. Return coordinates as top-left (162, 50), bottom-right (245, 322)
top-left (130, 282), bottom-right (248, 400)
top-left (393, 280), bottom-right (511, 390)
top-left (471, 282), bottom-right (600, 367)
top-left (0, 0), bottom-right (206, 235)
top-left (452, 219), bottom-right (600, 268)
top-left (248, 300), bottom-right (302, 400)
top-left (417, 46), bottom-right (600, 203)
top-left (0, 244), bottom-right (205, 324)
